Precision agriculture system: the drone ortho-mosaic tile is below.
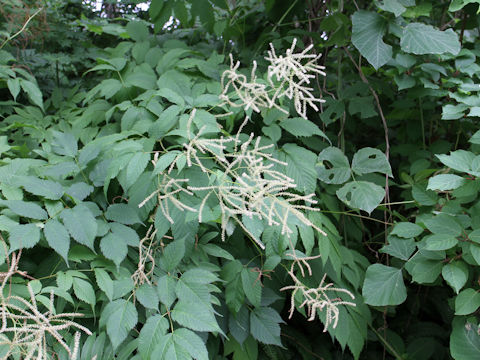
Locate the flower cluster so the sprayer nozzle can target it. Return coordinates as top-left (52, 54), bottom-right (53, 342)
top-left (220, 38), bottom-right (326, 119)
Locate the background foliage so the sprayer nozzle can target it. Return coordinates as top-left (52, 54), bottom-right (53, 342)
top-left (1, 0), bottom-right (480, 359)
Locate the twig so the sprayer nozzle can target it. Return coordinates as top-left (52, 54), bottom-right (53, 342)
top-left (0, 7), bottom-right (44, 50)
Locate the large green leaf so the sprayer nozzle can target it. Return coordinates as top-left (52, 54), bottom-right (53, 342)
top-left (61, 205), bottom-right (98, 250)
top-left (336, 181), bottom-right (385, 214)
top-left (72, 277), bottom-right (96, 305)
top-left (105, 299), bottom-right (138, 349)
top-left (281, 144), bottom-right (317, 194)
top-left (352, 11), bottom-right (392, 69)
top-left (17, 176), bottom-right (63, 200)
top-left (427, 174), bottom-right (466, 191)
top-left (8, 224), bottom-right (41, 252)
top-left (455, 288), bottom-right (480, 315)
top-left (105, 204), bottom-right (142, 225)
top-left (171, 300), bottom-right (222, 333)
top-left (401, 23), bottom-right (461, 55)
top-left (352, 148), bottom-right (392, 176)
top-left (390, 222), bottom-right (423, 238)
top-left (138, 315), bottom-right (169, 360)
top-left (250, 307), bottom-right (283, 346)
top-left (0, 200), bottom-right (47, 220)
top-left (44, 219), bottom-right (70, 263)
top-left (362, 264), bottom-right (406, 306)
top-left (450, 317), bottom-right (480, 359)
top-left (100, 232), bottom-right (128, 267)
top-left (316, 146), bottom-right (351, 184)
top-left (442, 262), bottom-right (468, 294)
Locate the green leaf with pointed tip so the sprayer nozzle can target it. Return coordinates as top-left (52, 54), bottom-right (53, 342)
top-left (424, 214), bottom-right (462, 236)
top-left (157, 275), bottom-right (177, 308)
top-left (380, 236), bottom-right (416, 261)
top-left (455, 288), bottom-right (480, 315)
top-left (279, 118), bottom-right (330, 141)
top-left (316, 147), bottom-right (351, 184)
top-left (100, 232), bottom-right (128, 267)
top-left (171, 300), bottom-right (222, 333)
top-left (427, 174), bottom-right (466, 191)
top-left (450, 317), bottom-right (480, 359)
top-left (352, 11), bottom-right (392, 69)
top-left (172, 328), bottom-right (209, 360)
top-left (8, 224), bottom-right (40, 253)
top-left (105, 299), bottom-right (138, 349)
top-left (241, 268), bottom-right (262, 308)
top-left (105, 204), bottom-right (142, 225)
top-left (401, 23), bottom-right (461, 55)
top-left (136, 283), bottom-right (159, 310)
top-left (44, 219), bottom-right (70, 263)
top-left (390, 222), bottom-right (423, 238)
top-left (72, 277), bottom-right (96, 305)
top-left (0, 200), bottom-right (47, 220)
top-left (94, 268), bottom-right (114, 301)
top-left (362, 264), bottom-right (406, 306)
top-left (281, 144), bottom-right (317, 194)
top-left (425, 234), bottom-right (458, 251)
top-left (20, 79), bottom-right (44, 110)
top-left (138, 315), bottom-right (169, 360)
top-left (250, 307), bottom-right (284, 346)
top-left (442, 261), bottom-right (468, 294)
top-left (61, 205), bottom-right (97, 250)
top-left (17, 176), bottom-right (63, 200)
top-left (336, 181), bottom-right (385, 214)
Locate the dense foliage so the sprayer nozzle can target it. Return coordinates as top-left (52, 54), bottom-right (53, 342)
top-left (1, 0), bottom-right (480, 359)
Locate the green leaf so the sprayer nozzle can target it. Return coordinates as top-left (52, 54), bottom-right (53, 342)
top-left (66, 182), bottom-right (94, 201)
top-left (450, 317), bottom-right (480, 359)
top-left (20, 79), bottom-right (44, 110)
top-left (171, 300), bottom-right (221, 333)
top-left (72, 277), bottom-right (96, 305)
top-left (136, 283), bottom-right (159, 310)
top-left (8, 224), bottom-right (41, 252)
top-left (336, 181), bottom-right (385, 214)
top-left (17, 176), bottom-right (63, 200)
top-left (401, 23), bottom-right (461, 55)
top-left (316, 147), bottom-right (351, 184)
top-left (0, 200), bottom-right (47, 220)
top-left (406, 252), bottom-right (443, 284)
top-left (100, 232), bottom-right (128, 267)
top-left (157, 274), bottom-right (177, 308)
top-left (126, 21), bottom-right (149, 42)
top-left (436, 150), bottom-right (475, 173)
top-left (105, 204), bottom-right (142, 225)
top-left (7, 78), bottom-right (20, 100)
top-left (279, 118), bottom-right (329, 141)
top-left (172, 328), bottom-right (209, 360)
top-left (138, 315), bottom-right (169, 360)
top-left (449, 0), bottom-right (480, 12)
top-left (122, 152), bottom-right (151, 190)
top-left (352, 148), bottom-right (392, 176)
top-left (110, 222), bottom-right (140, 247)
top-left (380, 236), bottom-right (416, 261)
top-left (250, 307), bottom-right (283, 346)
top-left (105, 299), bottom-right (138, 349)
top-left (241, 268), bottom-right (262, 308)
top-left (455, 288), bottom-right (480, 315)
top-left (161, 239), bottom-right (185, 272)
top-left (94, 268), bottom-right (114, 301)
top-left (378, 0), bottom-right (407, 17)
top-left (362, 264), bottom-right (407, 306)
top-left (61, 205), bottom-right (97, 250)
top-left (44, 219), bottom-right (70, 263)
top-left (425, 234), bottom-right (458, 251)
top-left (51, 131), bottom-right (78, 157)
top-left (390, 222), bottom-right (423, 238)
top-left (424, 213), bottom-right (462, 236)
top-left (427, 174), bottom-right (467, 191)
top-left (442, 261), bottom-right (468, 294)
top-left (282, 144), bottom-right (318, 194)
top-left (352, 11), bottom-right (392, 69)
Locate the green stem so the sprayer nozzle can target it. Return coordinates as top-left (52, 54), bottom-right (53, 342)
top-left (369, 324), bottom-right (405, 360)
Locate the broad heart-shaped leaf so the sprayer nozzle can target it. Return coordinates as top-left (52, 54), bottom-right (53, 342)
top-left (44, 219), bottom-right (70, 263)
top-left (72, 277), bottom-right (96, 305)
top-left (316, 146), bottom-right (351, 184)
top-left (281, 144), bottom-right (317, 194)
top-left (427, 174), bottom-right (466, 191)
top-left (390, 222), bottom-right (423, 238)
top-left (352, 147), bottom-right (392, 176)
top-left (61, 205), bottom-right (97, 250)
top-left (17, 176), bottom-right (63, 200)
top-left (455, 288), bottom-right (480, 315)
top-left (250, 307), bottom-right (284, 346)
top-left (442, 261), bottom-right (468, 294)
top-left (450, 317), bottom-right (480, 359)
top-left (171, 300), bottom-right (222, 333)
top-left (336, 181), bottom-right (385, 214)
top-left (0, 200), bottom-right (47, 220)
top-left (352, 11), bottom-right (392, 70)
top-left (100, 232), bottom-right (128, 267)
top-left (379, 236), bottom-right (416, 261)
top-left (8, 224), bottom-right (40, 253)
top-left (362, 264), bottom-right (406, 306)
top-left (105, 299), bottom-right (138, 349)
top-left (105, 203), bottom-right (142, 225)
top-left (401, 23), bottom-right (461, 55)
top-left (138, 314), bottom-right (169, 360)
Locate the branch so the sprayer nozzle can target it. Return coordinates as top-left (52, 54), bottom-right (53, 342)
top-left (0, 7), bottom-right (43, 50)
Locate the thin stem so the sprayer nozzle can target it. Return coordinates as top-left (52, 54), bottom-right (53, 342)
top-left (0, 8), bottom-right (44, 50)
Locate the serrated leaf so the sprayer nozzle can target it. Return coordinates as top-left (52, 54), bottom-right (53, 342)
top-left (172, 328), bottom-right (209, 360)
top-left (7, 78), bottom-right (20, 100)
top-left (241, 268), bottom-right (262, 308)
top-left (94, 268), bottom-right (114, 301)
top-left (250, 307), bottom-right (283, 346)
top-left (157, 274), bottom-right (177, 308)
top-left (20, 79), bottom-right (44, 110)
top-left (279, 118), bottom-right (329, 142)
top-left (427, 174), bottom-right (466, 191)
top-left (17, 176), bottom-right (63, 200)
top-left (105, 204), bottom-right (142, 225)
top-left (100, 232), bottom-right (128, 267)
top-left (161, 239), bottom-right (185, 272)
top-left (401, 23), bottom-right (461, 55)
top-left (44, 219), bottom-right (70, 263)
top-left (105, 299), bottom-right (138, 349)
top-left (316, 147), bottom-right (351, 184)
top-left (352, 147), bottom-right (392, 176)
top-left (352, 11), bottom-right (392, 69)
top-left (138, 315), bottom-right (169, 360)
top-left (336, 181), bottom-right (385, 214)
top-left (8, 224), bottom-right (41, 253)
top-left (123, 152), bottom-right (151, 190)
top-left (136, 283), bottom-right (159, 309)
top-left (110, 222), bottom-right (140, 247)
top-left (171, 300), bottom-right (221, 333)
top-left (66, 182), bottom-right (94, 201)
top-left (0, 200), bottom-right (47, 220)
top-left (380, 236), bottom-right (416, 261)
top-left (72, 277), bottom-right (96, 305)
top-left (61, 205), bottom-right (97, 250)
top-left (51, 131), bottom-right (78, 157)
top-left (282, 144), bottom-right (317, 194)
top-left (362, 264), bottom-right (406, 306)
